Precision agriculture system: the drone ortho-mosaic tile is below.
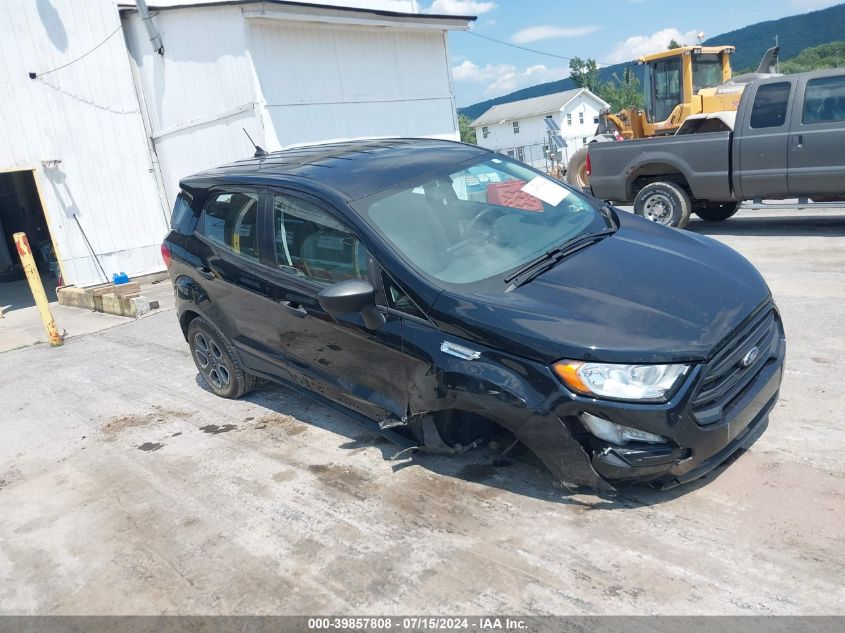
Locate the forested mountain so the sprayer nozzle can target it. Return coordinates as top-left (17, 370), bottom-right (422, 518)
top-left (460, 2), bottom-right (845, 121)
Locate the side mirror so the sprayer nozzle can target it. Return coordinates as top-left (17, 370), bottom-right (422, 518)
top-left (318, 280), bottom-right (385, 330)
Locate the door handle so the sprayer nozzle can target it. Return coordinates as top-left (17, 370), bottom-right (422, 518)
top-left (793, 134), bottom-right (804, 149)
top-left (195, 266), bottom-right (215, 280)
top-left (280, 300), bottom-right (308, 318)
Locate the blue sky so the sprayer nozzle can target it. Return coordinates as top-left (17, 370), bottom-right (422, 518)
top-left (424, 0), bottom-right (843, 106)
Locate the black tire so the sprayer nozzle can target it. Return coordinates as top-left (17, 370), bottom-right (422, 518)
top-left (187, 317), bottom-right (255, 399)
top-left (565, 146), bottom-right (590, 189)
top-left (693, 201), bottom-right (740, 222)
top-left (634, 181), bottom-right (692, 229)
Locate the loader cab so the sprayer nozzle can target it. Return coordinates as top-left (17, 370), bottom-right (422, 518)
top-left (640, 46), bottom-right (734, 134)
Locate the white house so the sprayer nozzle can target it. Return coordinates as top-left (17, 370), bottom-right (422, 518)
top-left (0, 0), bottom-right (471, 288)
top-left (469, 89), bottom-right (610, 168)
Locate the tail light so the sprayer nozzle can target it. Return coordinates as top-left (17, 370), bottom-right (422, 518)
top-left (585, 151), bottom-right (591, 176)
top-left (161, 242), bottom-right (172, 268)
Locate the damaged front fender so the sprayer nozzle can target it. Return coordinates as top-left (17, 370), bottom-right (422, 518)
top-left (400, 320), bottom-right (613, 491)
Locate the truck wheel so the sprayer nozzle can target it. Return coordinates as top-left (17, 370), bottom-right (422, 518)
top-left (634, 182), bottom-right (692, 229)
top-left (693, 201), bottom-right (739, 222)
top-left (565, 147), bottom-right (590, 189)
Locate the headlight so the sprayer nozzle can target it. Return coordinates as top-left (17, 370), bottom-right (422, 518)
top-left (552, 360), bottom-right (688, 402)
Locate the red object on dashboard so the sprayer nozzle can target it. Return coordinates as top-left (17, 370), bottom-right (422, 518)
top-left (486, 180), bottom-right (544, 211)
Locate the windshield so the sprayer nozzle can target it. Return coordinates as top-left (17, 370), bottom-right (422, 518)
top-left (352, 156), bottom-right (606, 286)
top-left (693, 53), bottom-right (723, 92)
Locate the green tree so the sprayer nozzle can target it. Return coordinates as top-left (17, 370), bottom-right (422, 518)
top-left (597, 68), bottom-right (644, 112)
top-left (780, 41), bottom-right (845, 72)
top-left (458, 114), bottom-right (477, 144)
top-left (667, 39), bottom-right (683, 50)
top-left (569, 57), bottom-right (600, 92)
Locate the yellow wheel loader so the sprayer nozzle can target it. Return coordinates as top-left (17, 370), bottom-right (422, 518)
top-left (565, 45), bottom-right (780, 188)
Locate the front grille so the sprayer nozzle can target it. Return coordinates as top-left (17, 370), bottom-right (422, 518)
top-left (691, 306), bottom-right (779, 426)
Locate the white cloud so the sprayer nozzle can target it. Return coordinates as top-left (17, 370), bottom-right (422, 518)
top-left (427, 0), bottom-right (497, 15)
top-left (451, 60), bottom-right (566, 97)
top-left (788, 0), bottom-right (840, 8)
top-left (606, 28), bottom-right (700, 63)
top-left (511, 25), bottom-right (600, 44)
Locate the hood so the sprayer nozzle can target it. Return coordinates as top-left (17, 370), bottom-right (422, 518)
top-left (430, 212), bottom-right (771, 365)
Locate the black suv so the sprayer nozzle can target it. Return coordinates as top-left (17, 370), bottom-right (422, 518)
top-left (162, 139), bottom-right (785, 491)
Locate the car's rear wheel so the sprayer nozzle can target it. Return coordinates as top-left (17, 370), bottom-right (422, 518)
top-left (187, 317), bottom-right (255, 399)
top-left (693, 201), bottom-right (740, 222)
top-left (634, 182), bottom-right (692, 229)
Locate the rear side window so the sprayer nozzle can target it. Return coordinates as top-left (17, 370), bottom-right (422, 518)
top-left (803, 75), bottom-right (845, 124)
top-left (201, 191), bottom-right (260, 261)
top-left (170, 192), bottom-right (193, 231)
top-left (273, 194), bottom-right (368, 285)
top-left (750, 82), bottom-right (791, 129)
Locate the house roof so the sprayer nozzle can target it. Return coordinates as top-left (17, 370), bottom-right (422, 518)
top-left (118, 0), bottom-right (475, 27)
top-left (469, 89), bottom-right (610, 127)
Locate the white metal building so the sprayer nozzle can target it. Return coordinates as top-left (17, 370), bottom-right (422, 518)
top-left (469, 89), bottom-right (610, 168)
top-left (0, 0), bottom-right (168, 287)
top-left (121, 0), bottom-right (471, 205)
top-left (0, 0), bottom-right (470, 288)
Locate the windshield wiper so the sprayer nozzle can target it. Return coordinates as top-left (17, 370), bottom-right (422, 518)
top-left (504, 229), bottom-right (616, 290)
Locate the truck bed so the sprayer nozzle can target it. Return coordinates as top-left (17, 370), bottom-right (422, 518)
top-left (588, 131), bottom-right (733, 203)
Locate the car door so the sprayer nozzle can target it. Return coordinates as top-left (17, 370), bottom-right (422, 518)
top-left (788, 72), bottom-right (845, 196)
top-left (190, 187), bottom-right (285, 375)
top-left (736, 80), bottom-right (794, 198)
top-left (262, 188), bottom-right (411, 422)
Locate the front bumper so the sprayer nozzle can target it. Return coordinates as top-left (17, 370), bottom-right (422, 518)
top-left (522, 305), bottom-right (786, 489)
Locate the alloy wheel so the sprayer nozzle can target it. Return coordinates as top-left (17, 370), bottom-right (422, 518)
top-left (194, 332), bottom-right (230, 389)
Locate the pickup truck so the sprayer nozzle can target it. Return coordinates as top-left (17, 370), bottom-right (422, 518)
top-left (587, 69), bottom-right (845, 228)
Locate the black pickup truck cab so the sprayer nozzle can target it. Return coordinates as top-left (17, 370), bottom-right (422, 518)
top-left (588, 69), bottom-right (845, 228)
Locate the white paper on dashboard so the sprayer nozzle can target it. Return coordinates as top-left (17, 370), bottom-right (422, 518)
top-left (520, 176), bottom-right (570, 207)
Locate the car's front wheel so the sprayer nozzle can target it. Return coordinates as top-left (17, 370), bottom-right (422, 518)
top-left (634, 181), bottom-right (692, 229)
top-left (187, 317), bottom-right (255, 398)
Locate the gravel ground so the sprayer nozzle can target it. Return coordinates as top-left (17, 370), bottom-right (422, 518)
top-left (0, 207), bottom-right (843, 615)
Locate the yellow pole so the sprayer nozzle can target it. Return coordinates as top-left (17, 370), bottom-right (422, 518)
top-left (13, 232), bottom-right (63, 347)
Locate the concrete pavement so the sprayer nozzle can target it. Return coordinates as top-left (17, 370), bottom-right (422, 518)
top-left (0, 276), bottom-right (175, 353)
top-left (0, 208), bottom-right (843, 615)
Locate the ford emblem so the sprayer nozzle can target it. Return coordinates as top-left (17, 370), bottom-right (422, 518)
top-left (741, 346), bottom-right (759, 367)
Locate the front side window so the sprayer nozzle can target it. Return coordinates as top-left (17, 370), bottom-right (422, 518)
top-left (750, 82), bottom-right (791, 129)
top-left (578, 112), bottom-right (584, 124)
top-left (803, 75), bottom-right (845, 124)
top-left (273, 194), bottom-right (368, 285)
top-left (354, 156), bottom-right (605, 286)
top-left (566, 113), bottom-right (572, 125)
top-left (482, 126), bottom-right (489, 138)
top-left (383, 275), bottom-right (425, 318)
top-left (512, 121), bottom-right (520, 134)
top-left (202, 191), bottom-right (259, 261)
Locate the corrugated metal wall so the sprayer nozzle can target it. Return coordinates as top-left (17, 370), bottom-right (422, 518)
top-left (247, 20), bottom-right (458, 148)
top-left (0, 0), bottom-right (168, 287)
top-left (122, 5), bottom-right (264, 204)
top-left (123, 2), bottom-right (462, 206)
